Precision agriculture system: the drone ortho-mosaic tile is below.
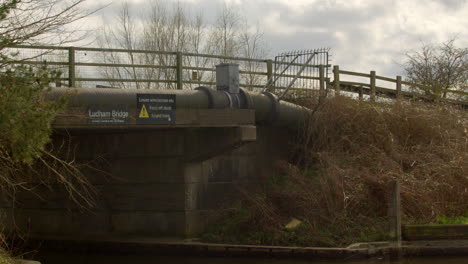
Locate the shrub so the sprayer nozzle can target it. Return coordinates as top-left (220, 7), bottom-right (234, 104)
top-left (203, 97), bottom-right (468, 246)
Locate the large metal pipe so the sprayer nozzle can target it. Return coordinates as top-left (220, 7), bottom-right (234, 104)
top-left (48, 87), bottom-right (310, 127)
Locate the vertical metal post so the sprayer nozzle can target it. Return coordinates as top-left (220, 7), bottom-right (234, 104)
top-left (396, 76), bottom-right (402, 101)
top-left (68, 47), bottom-right (75, 87)
top-left (370, 70), bottom-right (376, 102)
top-left (389, 180), bottom-right (402, 259)
top-left (333, 65), bottom-right (340, 95)
top-left (176, 52), bottom-right (183, 90)
top-left (319, 65), bottom-right (325, 103)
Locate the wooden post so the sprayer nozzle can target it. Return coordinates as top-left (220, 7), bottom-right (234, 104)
top-left (333, 65), bottom-right (340, 95)
top-left (325, 77), bottom-right (330, 96)
top-left (359, 86), bottom-right (363, 100)
top-left (176, 52), bottom-right (183, 90)
top-left (319, 65), bottom-right (325, 103)
top-left (370, 70), bottom-right (376, 102)
top-left (68, 47), bottom-right (76, 87)
top-left (266, 59), bottom-right (273, 83)
top-left (389, 180), bottom-right (402, 259)
top-left (266, 59), bottom-right (273, 93)
top-left (396, 76), bottom-right (402, 101)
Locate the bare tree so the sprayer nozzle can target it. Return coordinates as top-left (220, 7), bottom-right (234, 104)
top-left (404, 38), bottom-right (467, 101)
top-left (0, 0), bottom-right (90, 49)
top-left (98, 0), bottom-right (270, 90)
top-left (99, 1), bottom-right (143, 89)
top-left (186, 11), bottom-right (211, 86)
top-left (209, 2), bottom-right (242, 58)
top-left (99, 0), bottom-right (209, 89)
top-left (206, 3), bottom-right (272, 90)
top-left (142, 1), bottom-right (198, 89)
top-left (239, 24), bottom-right (269, 90)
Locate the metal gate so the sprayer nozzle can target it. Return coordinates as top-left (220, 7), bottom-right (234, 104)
top-left (265, 48), bottom-right (331, 99)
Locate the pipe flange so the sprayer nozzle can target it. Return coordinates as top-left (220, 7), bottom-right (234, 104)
top-left (262, 91), bottom-right (280, 124)
top-left (239, 88), bottom-right (253, 109)
top-left (221, 90), bottom-right (233, 108)
top-left (233, 93), bottom-right (241, 108)
top-left (195, 86), bottom-right (215, 109)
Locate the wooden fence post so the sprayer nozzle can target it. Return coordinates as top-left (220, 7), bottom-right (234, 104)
top-left (266, 59), bottom-right (273, 82)
top-left (370, 70), bottom-right (376, 102)
top-left (319, 65), bottom-right (325, 102)
top-left (396, 76), bottom-right (402, 101)
top-left (325, 77), bottom-right (330, 97)
top-left (176, 52), bottom-right (183, 90)
top-left (68, 47), bottom-right (76, 87)
top-left (389, 180), bottom-right (402, 259)
top-left (333, 65), bottom-right (340, 95)
top-left (266, 59), bottom-right (274, 92)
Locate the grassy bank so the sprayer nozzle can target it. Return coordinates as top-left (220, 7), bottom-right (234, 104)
top-left (436, 215), bottom-right (468, 225)
top-left (0, 240), bottom-right (12, 264)
top-left (0, 254), bottom-right (12, 264)
top-left (202, 97), bottom-right (468, 247)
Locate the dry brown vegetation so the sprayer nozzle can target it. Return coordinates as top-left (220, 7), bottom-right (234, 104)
top-left (204, 96), bottom-right (468, 246)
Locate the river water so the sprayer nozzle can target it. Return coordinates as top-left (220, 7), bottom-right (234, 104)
top-left (37, 252), bottom-right (468, 264)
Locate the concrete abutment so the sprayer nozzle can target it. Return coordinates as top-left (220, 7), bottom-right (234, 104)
top-left (1, 63), bottom-right (301, 241)
top-left (0, 124), bottom-right (289, 239)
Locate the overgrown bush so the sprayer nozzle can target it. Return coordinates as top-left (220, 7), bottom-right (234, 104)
top-left (0, 62), bottom-right (95, 208)
top-left (203, 97), bottom-right (468, 247)
top-left (0, 64), bottom-right (65, 163)
top-left (0, 0), bottom-right (95, 210)
top-left (0, 60), bottom-right (96, 264)
top-left (0, 0), bottom-right (93, 260)
top-left (0, 233), bottom-right (12, 264)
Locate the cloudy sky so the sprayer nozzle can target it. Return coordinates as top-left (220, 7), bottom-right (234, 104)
top-left (81, 0), bottom-right (468, 78)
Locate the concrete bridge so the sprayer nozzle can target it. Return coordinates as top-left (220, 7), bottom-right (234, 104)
top-left (0, 64), bottom-right (308, 239)
top-left (2, 58), bottom-right (465, 242)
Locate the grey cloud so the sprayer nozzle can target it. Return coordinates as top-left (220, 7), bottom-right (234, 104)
top-left (263, 31), bottom-right (337, 54)
top-left (286, 2), bottom-right (390, 29)
top-left (91, 0), bottom-right (467, 77)
top-left (432, 0), bottom-right (467, 10)
top-left (98, 0), bottom-right (227, 24)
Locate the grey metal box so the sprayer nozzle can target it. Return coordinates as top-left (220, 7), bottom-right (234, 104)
top-left (216, 63), bottom-right (240, 94)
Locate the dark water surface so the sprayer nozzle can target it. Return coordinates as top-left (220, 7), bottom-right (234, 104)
top-left (36, 252), bottom-right (468, 264)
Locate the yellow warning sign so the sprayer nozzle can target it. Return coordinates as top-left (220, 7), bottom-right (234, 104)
top-left (139, 104), bottom-right (149, 118)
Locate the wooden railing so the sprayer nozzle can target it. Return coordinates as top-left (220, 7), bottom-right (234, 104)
top-left (332, 65), bottom-right (468, 105)
top-left (5, 45), bottom-right (325, 93)
top-left (4, 45), bottom-right (467, 106)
